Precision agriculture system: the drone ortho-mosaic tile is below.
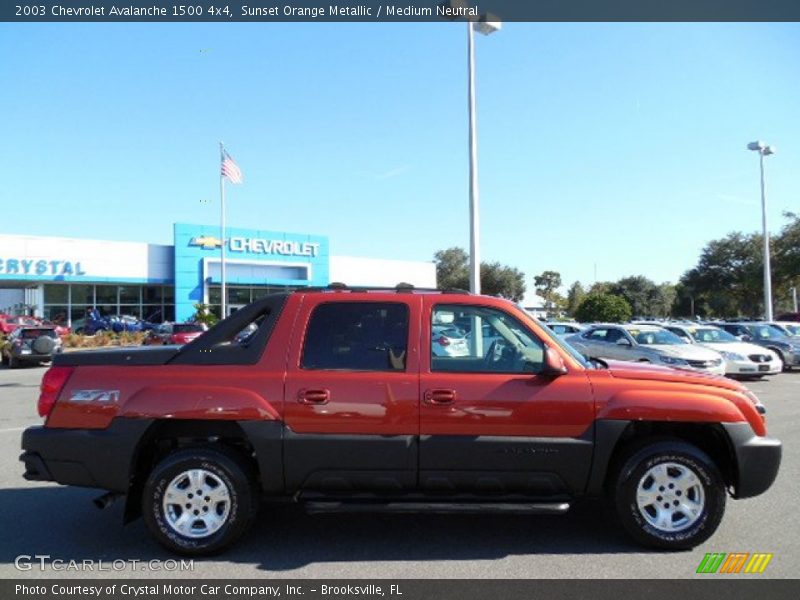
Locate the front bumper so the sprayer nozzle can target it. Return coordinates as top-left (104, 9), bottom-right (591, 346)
top-left (722, 422), bottom-right (782, 499)
top-left (725, 358), bottom-right (781, 376)
top-left (20, 419), bottom-right (153, 492)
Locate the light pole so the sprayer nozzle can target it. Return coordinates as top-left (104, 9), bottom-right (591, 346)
top-left (443, 1), bottom-right (501, 294)
top-left (747, 141), bottom-right (776, 321)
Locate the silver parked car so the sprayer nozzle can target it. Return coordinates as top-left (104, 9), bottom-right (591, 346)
top-left (717, 322), bottom-right (800, 370)
top-left (660, 323), bottom-right (781, 378)
top-left (565, 324), bottom-right (726, 375)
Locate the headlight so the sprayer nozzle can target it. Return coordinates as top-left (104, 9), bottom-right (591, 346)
top-left (659, 355), bottom-right (688, 365)
top-left (721, 351), bottom-right (745, 361)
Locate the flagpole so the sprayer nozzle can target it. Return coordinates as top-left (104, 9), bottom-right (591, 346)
top-left (219, 141), bottom-right (227, 320)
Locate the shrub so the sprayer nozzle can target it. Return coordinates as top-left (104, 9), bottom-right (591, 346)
top-left (193, 303), bottom-right (219, 327)
top-left (574, 293), bottom-right (632, 323)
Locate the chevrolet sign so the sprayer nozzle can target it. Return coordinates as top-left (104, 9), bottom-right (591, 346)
top-left (190, 235), bottom-right (319, 257)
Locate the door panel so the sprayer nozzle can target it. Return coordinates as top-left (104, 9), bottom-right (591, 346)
top-left (283, 296), bottom-right (422, 492)
top-left (419, 298), bottom-right (596, 495)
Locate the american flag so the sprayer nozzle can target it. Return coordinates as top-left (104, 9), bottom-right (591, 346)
top-left (221, 149), bottom-right (243, 184)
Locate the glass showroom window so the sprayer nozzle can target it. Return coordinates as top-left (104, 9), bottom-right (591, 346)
top-left (71, 284), bottom-right (93, 306)
top-left (96, 285), bottom-right (117, 305)
top-left (119, 286), bottom-right (141, 305)
top-left (43, 285), bottom-right (69, 325)
top-left (44, 305), bottom-right (69, 324)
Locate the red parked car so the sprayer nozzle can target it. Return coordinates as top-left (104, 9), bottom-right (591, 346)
top-left (21, 286), bottom-right (781, 555)
top-left (1, 315), bottom-right (39, 335)
top-left (142, 322), bottom-right (207, 345)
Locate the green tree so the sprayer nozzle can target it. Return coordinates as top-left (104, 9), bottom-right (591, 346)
top-left (566, 281), bottom-right (586, 316)
top-left (589, 281), bottom-right (615, 295)
top-left (481, 262), bottom-right (527, 302)
top-left (434, 247), bottom-right (469, 290)
top-left (433, 247), bottom-right (526, 301)
top-left (192, 303), bottom-right (218, 327)
top-left (610, 275), bottom-right (656, 317)
top-left (678, 232), bottom-right (764, 317)
top-left (650, 282), bottom-right (677, 317)
top-left (773, 212), bottom-right (800, 313)
top-left (534, 270), bottom-right (562, 312)
top-left (574, 293), bottom-right (632, 323)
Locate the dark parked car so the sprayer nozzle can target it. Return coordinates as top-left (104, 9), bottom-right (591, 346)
top-left (1, 327), bottom-right (62, 368)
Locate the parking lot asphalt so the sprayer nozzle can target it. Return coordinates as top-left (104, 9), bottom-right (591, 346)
top-left (0, 363), bottom-right (796, 580)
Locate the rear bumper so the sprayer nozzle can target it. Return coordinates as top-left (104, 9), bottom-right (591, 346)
top-left (20, 419), bottom-right (153, 492)
top-left (722, 422), bottom-right (782, 499)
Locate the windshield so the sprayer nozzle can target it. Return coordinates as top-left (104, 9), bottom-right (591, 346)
top-left (689, 328), bottom-right (737, 343)
top-left (751, 324), bottom-right (788, 340)
top-left (782, 323), bottom-right (800, 336)
top-left (629, 329), bottom-right (685, 345)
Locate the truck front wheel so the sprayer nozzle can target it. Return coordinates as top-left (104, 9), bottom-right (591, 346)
top-left (613, 440), bottom-right (726, 550)
top-left (142, 446), bottom-right (257, 555)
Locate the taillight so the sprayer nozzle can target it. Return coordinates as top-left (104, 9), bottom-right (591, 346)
top-left (436, 336), bottom-right (450, 347)
top-left (38, 366), bottom-right (74, 418)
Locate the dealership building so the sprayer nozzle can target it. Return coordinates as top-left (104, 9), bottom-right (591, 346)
top-left (0, 223), bottom-right (437, 325)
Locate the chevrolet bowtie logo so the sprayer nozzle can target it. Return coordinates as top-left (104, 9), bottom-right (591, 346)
top-left (189, 236), bottom-right (223, 249)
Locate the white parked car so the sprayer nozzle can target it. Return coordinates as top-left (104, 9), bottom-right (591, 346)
top-left (431, 325), bottom-right (470, 357)
top-left (663, 323), bottom-right (781, 378)
top-left (565, 324), bottom-right (726, 376)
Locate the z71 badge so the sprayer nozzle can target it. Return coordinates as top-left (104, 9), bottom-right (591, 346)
top-left (69, 390), bottom-right (120, 403)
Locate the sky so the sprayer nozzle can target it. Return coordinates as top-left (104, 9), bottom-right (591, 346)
top-left (1, 22), bottom-right (798, 303)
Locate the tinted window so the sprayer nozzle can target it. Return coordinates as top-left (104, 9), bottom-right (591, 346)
top-left (173, 323), bottom-right (204, 333)
top-left (20, 329), bottom-right (57, 339)
top-left (302, 302), bottom-right (409, 371)
top-left (604, 328), bottom-right (625, 343)
top-left (431, 304), bottom-right (544, 374)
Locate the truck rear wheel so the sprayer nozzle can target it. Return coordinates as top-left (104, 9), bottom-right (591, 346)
top-left (142, 446), bottom-right (257, 555)
top-left (613, 440), bottom-right (726, 550)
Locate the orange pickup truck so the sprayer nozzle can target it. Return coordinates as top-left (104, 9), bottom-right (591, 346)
top-left (21, 286), bottom-right (781, 554)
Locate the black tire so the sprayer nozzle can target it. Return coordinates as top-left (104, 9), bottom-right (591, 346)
top-left (770, 349), bottom-right (790, 372)
top-left (142, 446), bottom-right (258, 556)
top-left (8, 354), bottom-right (17, 369)
top-left (613, 440), bottom-right (726, 550)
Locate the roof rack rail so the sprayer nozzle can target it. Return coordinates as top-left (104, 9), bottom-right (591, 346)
top-left (293, 283), bottom-right (472, 295)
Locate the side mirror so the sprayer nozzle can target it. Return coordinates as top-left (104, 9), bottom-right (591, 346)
top-left (616, 338), bottom-right (632, 346)
top-left (741, 335), bottom-right (753, 342)
top-left (541, 345), bottom-right (568, 377)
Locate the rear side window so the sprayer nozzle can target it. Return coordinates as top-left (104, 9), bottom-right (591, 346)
top-left (302, 302), bottom-right (409, 371)
top-left (20, 329), bottom-right (57, 339)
